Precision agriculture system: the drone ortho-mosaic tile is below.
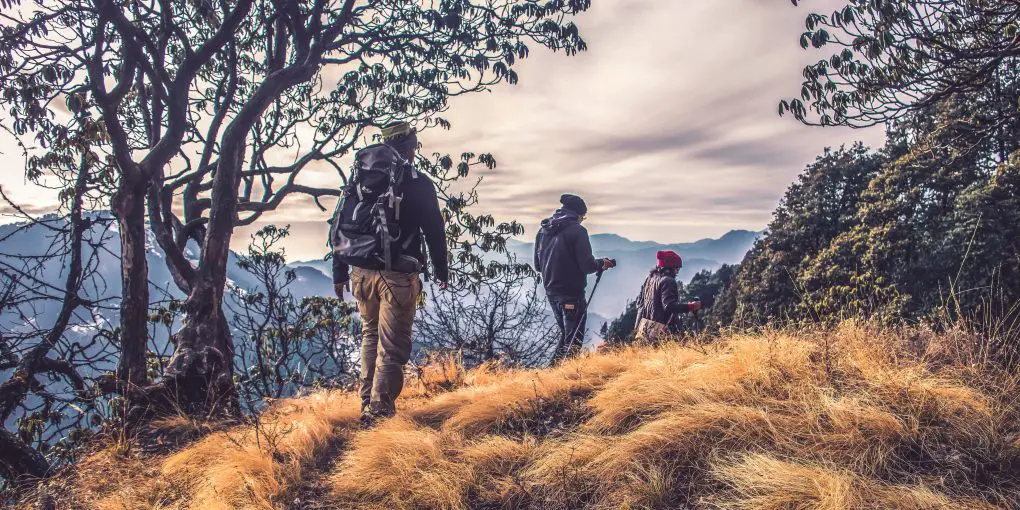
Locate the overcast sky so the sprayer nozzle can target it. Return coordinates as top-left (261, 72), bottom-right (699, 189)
top-left (1, 0), bottom-right (885, 262)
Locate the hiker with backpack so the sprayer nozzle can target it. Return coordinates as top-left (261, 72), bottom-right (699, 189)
top-left (330, 121), bottom-right (448, 425)
top-left (632, 250), bottom-right (701, 343)
top-left (535, 194), bottom-right (617, 363)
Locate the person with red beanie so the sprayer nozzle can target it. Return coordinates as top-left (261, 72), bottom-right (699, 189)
top-left (632, 250), bottom-right (701, 342)
top-left (655, 250), bottom-right (682, 269)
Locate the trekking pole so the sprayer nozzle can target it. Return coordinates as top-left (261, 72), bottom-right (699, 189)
top-left (565, 263), bottom-right (610, 357)
top-left (586, 268), bottom-right (605, 308)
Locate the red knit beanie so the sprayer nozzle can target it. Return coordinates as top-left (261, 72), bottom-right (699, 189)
top-left (656, 250), bottom-right (682, 269)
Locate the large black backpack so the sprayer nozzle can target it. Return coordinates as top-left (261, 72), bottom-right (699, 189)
top-left (330, 143), bottom-right (419, 272)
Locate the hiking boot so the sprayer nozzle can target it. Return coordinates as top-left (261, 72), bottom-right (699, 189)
top-left (359, 412), bottom-right (377, 429)
top-left (359, 405), bottom-right (396, 429)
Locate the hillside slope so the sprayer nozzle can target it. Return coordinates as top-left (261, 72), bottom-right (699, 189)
top-left (22, 325), bottom-right (1020, 509)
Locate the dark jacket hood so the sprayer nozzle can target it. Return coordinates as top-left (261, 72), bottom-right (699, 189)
top-left (540, 209), bottom-right (581, 236)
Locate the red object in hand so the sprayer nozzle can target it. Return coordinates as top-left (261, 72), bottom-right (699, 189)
top-left (688, 301), bottom-right (701, 312)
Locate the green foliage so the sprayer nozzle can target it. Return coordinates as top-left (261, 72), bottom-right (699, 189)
top-left (725, 59), bottom-right (1020, 334)
top-left (681, 264), bottom-right (737, 333)
top-left (784, 0), bottom-right (1020, 128)
top-left (681, 265), bottom-right (737, 304)
top-left (602, 301), bottom-right (637, 344)
top-left (723, 144), bottom-right (884, 325)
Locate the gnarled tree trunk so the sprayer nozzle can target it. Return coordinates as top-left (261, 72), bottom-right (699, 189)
top-left (151, 65), bottom-right (316, 415)
top-left (0, 427), bottom-right (49, 487)
top-left (154, 143), bottom-right (241, 414)
top-left (159, 279), bottom-right (237, 414)
top-left (112, 177), bottom-right (149, 387)
top-left (151, 140), bottom-right (246, 415)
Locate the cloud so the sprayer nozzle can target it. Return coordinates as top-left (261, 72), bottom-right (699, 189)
top-left (409, 0), bottom-right (886, 246)
top-left (0, 0), bottom-right (886, 262)
top-left (0, 182), bottom-right (59, 217)
top-left (0, 201), bottom-right (57, 216)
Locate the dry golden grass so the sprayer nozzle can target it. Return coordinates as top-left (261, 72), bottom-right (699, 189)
top-left (23, 324), bottom-right (1020, 509)
top-left (149, 390), bottom-right (360, 509)
top-left (147, 415), bottom-right (216, 437)
top-left (22, 390), bottom-right (362, 510)
top-left (712, 453), bottom-right (1000, 509)
top-left (407, 350), bottom-right (632, 435)
top-left (25, 447), bottom-right (163, 510)
top-left (329, 325), bottom-right (1019, 509)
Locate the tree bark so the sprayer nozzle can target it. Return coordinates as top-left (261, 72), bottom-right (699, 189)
top-left (151, 63), bottom-right (318, 414)
top-left (0, 427), bottom-right (49, 487)
top-left (112, 177), bottom-right (149, 387)
top-left (157, 279), bottom-right (237, 414)
top-left (152, 143), bottom-right (246, 415)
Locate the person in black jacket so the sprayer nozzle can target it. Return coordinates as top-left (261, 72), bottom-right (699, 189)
top-left (633, 250), bottom-right (701, 342)
top-left (332, 121), bottom-right (449, 424)
top-left (535, 194), bottom-right (616, 362)
top-left (331, 123), bottom-right (449, 290)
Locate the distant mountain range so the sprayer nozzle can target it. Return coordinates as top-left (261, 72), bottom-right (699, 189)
top-left (2, 218), bottom-right (758, 442)
top-left (505, 230), bottom-right (760, 318)
top-left (0, 216), bottom-right (335, 349)
top-left (586, 230), bottom-right (760, 263)
top-left (1, 217), bottom-right (758, 359)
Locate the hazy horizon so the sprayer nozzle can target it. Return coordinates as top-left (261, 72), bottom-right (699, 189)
top-left (1, 0), bottom-right (885, 262)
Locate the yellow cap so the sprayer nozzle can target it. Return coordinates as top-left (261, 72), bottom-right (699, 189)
top-left (381, 122), bottom-right (414, 140)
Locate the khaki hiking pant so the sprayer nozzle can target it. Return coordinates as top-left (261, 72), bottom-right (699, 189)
top-left (351, 266), bottom-right (422, 416)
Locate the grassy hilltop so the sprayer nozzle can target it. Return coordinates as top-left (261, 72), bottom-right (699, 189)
top-left (21, 324), bottom-right (1020, 509)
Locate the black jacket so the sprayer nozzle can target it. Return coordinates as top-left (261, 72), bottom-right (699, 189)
top-left (534, 209), bottom-right (602, 298)
top-left (635, 270), bottom-right (694, 327)
top-left (333, 171), bottom-right (449, 284)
